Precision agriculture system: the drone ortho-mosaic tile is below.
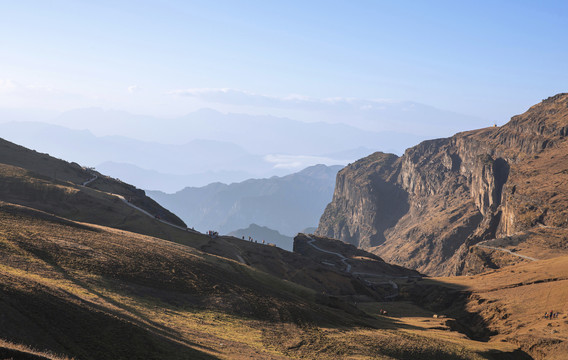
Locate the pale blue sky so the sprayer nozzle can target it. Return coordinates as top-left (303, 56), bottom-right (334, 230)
top-left (1, 0), bottom-right (567, 124)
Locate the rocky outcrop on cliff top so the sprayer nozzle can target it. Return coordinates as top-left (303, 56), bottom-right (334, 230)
top-left (317, 93), bottom-right (568, 276)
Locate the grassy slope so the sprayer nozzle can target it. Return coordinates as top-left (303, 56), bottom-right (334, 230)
top-left (0, 137), bottom-right (186, 228)
top-left (0, 338), bottom-right (72, 360)
top-left (0, 160), bottom-right (195, 244)
top-left (0, 136), bottom-right (415, 303)
top-left (198, 234), bottom-right (397, 298)
top-left (0, 201), bottom-right (525, 360)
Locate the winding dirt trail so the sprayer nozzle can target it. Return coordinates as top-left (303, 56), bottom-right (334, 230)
top-left (304, 237), bottom-right (424, 300)
top-left (306, 236), bottom-right (352, 272)
top-left (475, 244), bottom-right (539, 261)
top-left (81, 174), bottom-right (197, 233)
top-left (81, 175), bottom-right (98, 186)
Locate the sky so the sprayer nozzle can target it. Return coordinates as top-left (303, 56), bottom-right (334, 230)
top-left (1, 0), bottom-right (567, 125)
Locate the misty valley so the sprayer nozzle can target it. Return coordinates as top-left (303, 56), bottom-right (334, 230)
top-left (2, 2), bottom-right (568, 359)
top-left (0, 95), bottom-right (567, 359)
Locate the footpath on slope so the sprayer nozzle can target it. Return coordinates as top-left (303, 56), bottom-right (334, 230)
top-left (80, 174), bottom-right (199, 233)
top-left (306, 236), bottom-right (403, 299)
top-left (473, 243), bottom-right (539, 262)
top-left (307, 236), bottom-right (351, 272)
top-left (472, 224), bottom-right (568, 262)
top-left (82, 175), bottom-right (98, 186)
top-left (81, 174), bottom-right (254, 266)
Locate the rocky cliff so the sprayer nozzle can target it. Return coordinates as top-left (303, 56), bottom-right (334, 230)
top-left (317, 94), bottom-right (568, 276)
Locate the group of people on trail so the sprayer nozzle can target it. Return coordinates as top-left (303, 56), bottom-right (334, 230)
top-left (242, 236), bottom-right (265, 244)
top-left (207, 230), bottom-right (219, 239)
top-left (544, 311), bottom-right (559, 319)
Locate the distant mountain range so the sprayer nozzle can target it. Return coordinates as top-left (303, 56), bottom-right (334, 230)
top-left (95, 161), bottom-right (254, 193)
top-left (46, 106), bottom-right (481, 153)
top-left (148, 164), bottom-right (342, 236)
top-left (0, 106), bottom-right (486, 191)
top-left (48, 108), bottom-right (422, 155)
top-left (0, 115), bottom-right (380, 190)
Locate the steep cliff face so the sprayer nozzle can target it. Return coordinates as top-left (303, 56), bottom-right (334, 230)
top-left (317, 94), bottom-right (568, 276)
top-left (317, 153), bottom-right (407, 249)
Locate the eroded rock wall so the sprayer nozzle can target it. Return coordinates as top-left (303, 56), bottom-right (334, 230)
top-left (317, 153), bottom-right (407, 249)
top-left (317, 94), bottom-right (568, 276)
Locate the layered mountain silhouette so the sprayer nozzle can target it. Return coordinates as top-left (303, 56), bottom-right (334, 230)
top-left (148, 164), bottom-right (342, 236)
top-left (45, 105), bottom-right (480, 153)
top-left (0, 121), bottom-right (270, 190)
top-left (0, 106), bottom-right (480, 190)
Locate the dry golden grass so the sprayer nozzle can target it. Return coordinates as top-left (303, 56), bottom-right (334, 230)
top-left (0, 202), bottom-right (309, 359)
top-left (0, 137), bottom-right (186, 234)
top-left (0, 338), bottom-right (74, 360)
top-left (424, 256), bottom-right (568, 359)
top-left (0, 160), bottom-right (198, 245)
top-left (0, 201), bottom-right (530, 359)
top-left (0, 138), bottom-right (90, 185)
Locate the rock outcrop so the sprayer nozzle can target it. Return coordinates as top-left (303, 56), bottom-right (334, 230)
top-left (317, 94), bottom-right (568, 276)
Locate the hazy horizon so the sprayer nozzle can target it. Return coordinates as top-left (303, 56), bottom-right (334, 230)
top-left (0, 103), bottom-right (485, 191)
top-left (2, 1), bottom-right (566, 190)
